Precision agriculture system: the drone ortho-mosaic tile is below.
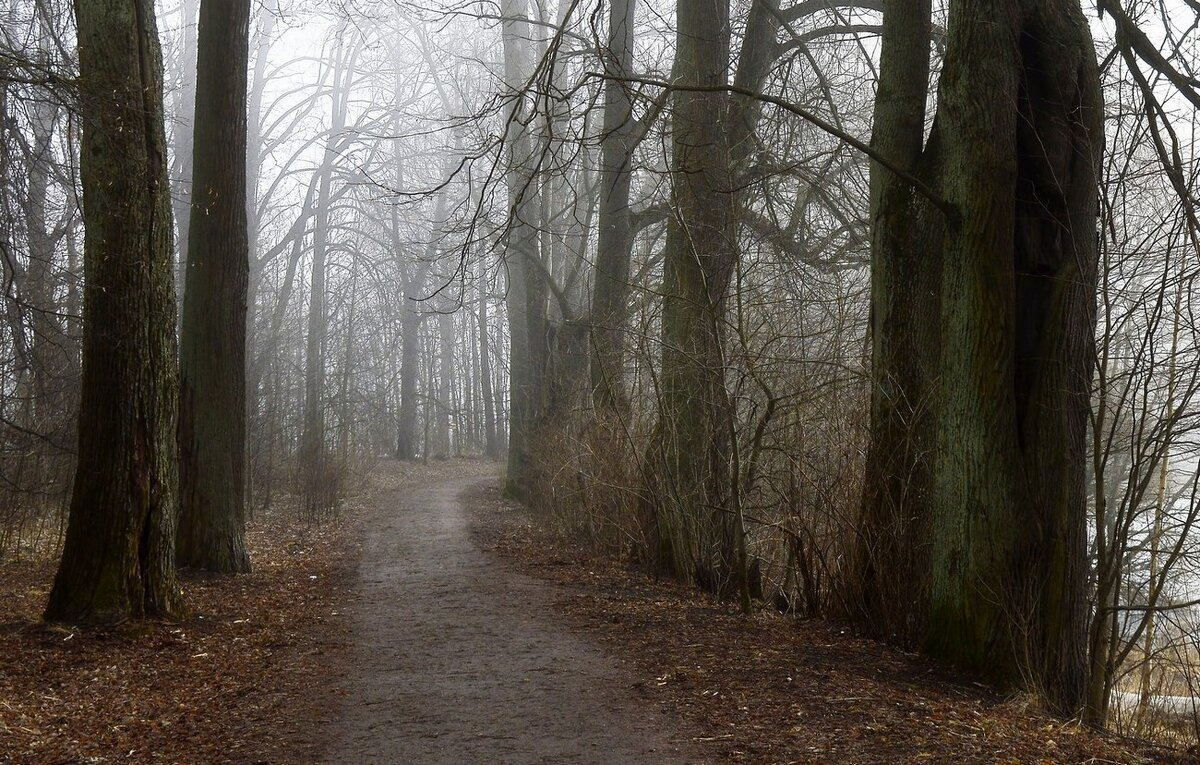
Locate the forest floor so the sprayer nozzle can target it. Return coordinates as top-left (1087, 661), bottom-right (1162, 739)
top-left (0, 458), bottom-right (382, 765)
top-left (0, 460), bottom-right (482, 763)
top-left (0, 459), bottom-right (1195, 764)
top-left (469, 483), bottom-right (1199, 765)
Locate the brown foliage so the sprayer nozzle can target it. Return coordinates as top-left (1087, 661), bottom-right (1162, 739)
top-left (472, 484), bottom-right (1190, 765)
top-left (0, 496), bottom-right (357, 763)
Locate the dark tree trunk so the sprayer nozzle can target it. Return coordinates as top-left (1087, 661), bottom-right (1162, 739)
top-left (45, 0), bottom-right (183, 623)
top-left (859, 0), bottom-right (1102, 715)
top-left (176, 0), bottom-right (252, 574)
top-left (852, 0), bottom-right (942, 643)
top-left (644, 0), bottom-right (740, 593)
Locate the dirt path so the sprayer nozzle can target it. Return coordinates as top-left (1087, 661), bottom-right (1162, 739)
top-left (319, 471), bottom-right (698, 764)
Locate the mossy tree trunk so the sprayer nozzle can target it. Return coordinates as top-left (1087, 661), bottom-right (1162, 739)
top-left (45, 0), bottom-right (184, 624)
top-left (176, 0), bottom-right (252, 574)
top-left (860, 0), bottom-right (1102, 715)
top-left (926, 1), bottom-right (1101, 715)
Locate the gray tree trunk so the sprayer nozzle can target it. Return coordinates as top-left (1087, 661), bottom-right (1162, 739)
top-left (500, 0), bottom-right (548, 498)
top-left (169, 0), bottom-right (199, 304)
top-left (589, 0), bottom-right (638, 413)
top-left (299, 27), bottom-right (353, 512)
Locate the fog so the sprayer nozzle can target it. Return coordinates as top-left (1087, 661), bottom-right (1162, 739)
top-left (4, 0), bottom-right (1200, 747)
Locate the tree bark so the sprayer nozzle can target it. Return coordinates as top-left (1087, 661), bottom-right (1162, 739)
top-left (500, 0), bottom-right (549, 498)
top-left (858, 0), bottom-right (1102, 714)
top-left (175, 0), bottom-right (251, 574)
top-left (644, 0), bottom-right (739, 593)
top-left (852, 0), bottom-right (941, 643)
top-left (45, 0), bottom-right (183, 623)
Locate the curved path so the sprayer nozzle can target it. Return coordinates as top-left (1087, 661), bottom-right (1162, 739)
top-left (320, 473), bottom-right (696, 764)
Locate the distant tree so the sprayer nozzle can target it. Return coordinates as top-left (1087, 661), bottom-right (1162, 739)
top-left (168, 0), bottom-right (199, 298)
top-left (299, 25), bottom-right (355, 513)
top-left (499, 0), bottom-right (549, 498)
top-left (176, 0), bottom-right (252, 573)
top-left (45, 0), bottom-right (183, 623)
top-left (589, 0), bottom-right (637, 413)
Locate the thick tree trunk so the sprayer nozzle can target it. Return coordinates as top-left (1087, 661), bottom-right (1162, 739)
top-left (176, 0), bottom-right (251, 574)
top-left (45, 0), bottom-right (183, 623)
top-left (853, 0), bottom-right (1103, 713)
top-left (644, 0), bottom-right (739, 593)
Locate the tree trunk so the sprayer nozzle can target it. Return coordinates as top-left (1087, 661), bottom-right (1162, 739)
top-left (852, 0), bottom-right (941, 643)
top-left (395, 258), bottom-right (429, 460)
top-left (589, 0), bottom-right (637, 412)
top-left (45, 0), bottom-right (183, 623)
top-left (169, 0), bottom-right (199, 305)
top-left (644, 0), bottom-right (738, 593)
top-left (479, 266), bottom-right (499, 459)
top-left (299, 27), bottom-right (352, 511)
top-left (176, 0), bottom-right (251, 574)
top-left (23, 15), bottom-right (67, 433)
top-left (858, 0), bottom-right (1102, 713)
top-left (336, 264), bottom-right (360, 462)
top-left (500, 0), bottom-right (549, 499)
top-left (435, 310), bottom-right (454, 457)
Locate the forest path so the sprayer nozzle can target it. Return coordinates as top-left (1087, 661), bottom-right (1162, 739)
top-left (319, 467), bottom-right (695, 764)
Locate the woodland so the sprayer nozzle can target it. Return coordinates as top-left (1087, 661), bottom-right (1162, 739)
top-left (3, 0), bottom-right (1200, 762)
